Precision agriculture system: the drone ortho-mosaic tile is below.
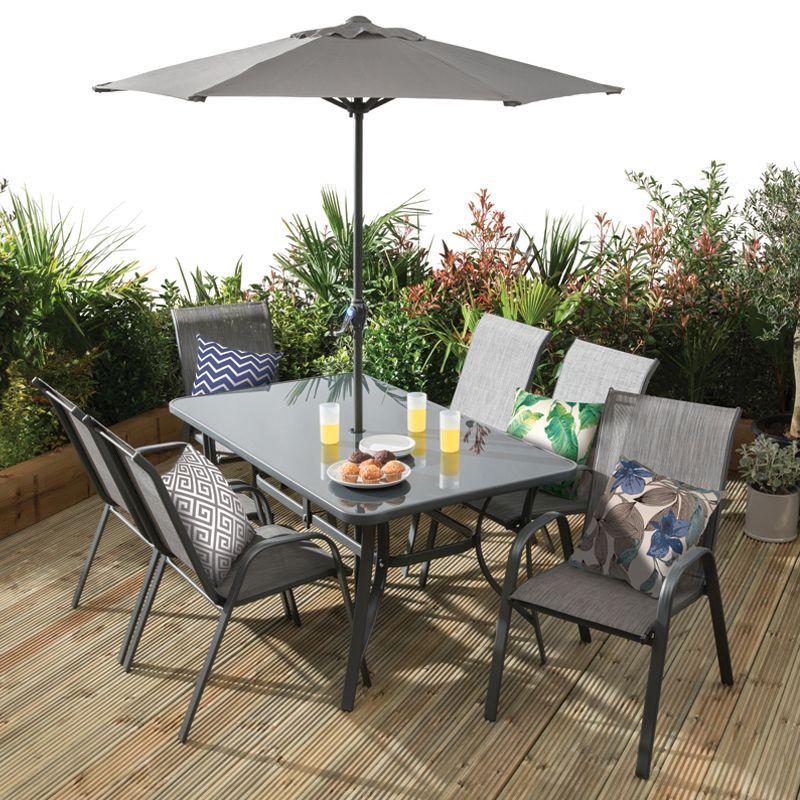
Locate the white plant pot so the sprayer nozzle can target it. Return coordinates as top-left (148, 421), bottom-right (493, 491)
top-left (744, 484), bottom-right (800, 543)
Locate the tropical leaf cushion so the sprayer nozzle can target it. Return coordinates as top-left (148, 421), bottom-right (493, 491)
top-left (506, 390), bottom-right (603, 498)
top-left (570, 458), bottom-right (720, 598)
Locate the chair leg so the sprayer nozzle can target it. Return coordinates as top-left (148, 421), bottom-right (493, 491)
top-left (514, 605), bottom-right (548, 665)
top-left (119, 550), bottom-right (159, 665)
top-left (418, 519), bottom-right (438, 588)
top-left (72, 503), bottom-right (112, 608)
top-left (123, 555), bottom-right (166, 673)
top-left (179, 602), bottom-right (234, 743)
top-left (403, 514), bottom-right (421, 578)
top-left (485, 596), bottom-right (513, 721)
top-left (285, 588), bottom-right (302, 627)
top-left (705, 560), bottom-right (733, 685)
top-left (636, 631), bottom-right (669, 779)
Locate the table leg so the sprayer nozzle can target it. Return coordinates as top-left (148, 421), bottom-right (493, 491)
top-left (341, 523), bottom-right (389, 711)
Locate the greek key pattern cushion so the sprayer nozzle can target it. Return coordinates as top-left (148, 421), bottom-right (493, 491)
top-left (191, 335), bottom-right (282, 396)
top-left (570, 458), bottom-right (720, 598)
top-left (506, 390), bottom-right (603, 498)
top-left (163, 446), bottom-right (253, 584)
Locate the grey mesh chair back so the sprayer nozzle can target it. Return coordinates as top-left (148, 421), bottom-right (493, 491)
top-left (91, 423), bottom-right (220, 599)
top-left (32, 377), bottom-right (128, 512)
top-left (450, 314), bottom-right (551, 430)
top-left (553, 339), bottom-right (658, 404)
top-left (587, 390), bottom-right (740, 548)
top-left (171, 302), bottom-right (277, 396)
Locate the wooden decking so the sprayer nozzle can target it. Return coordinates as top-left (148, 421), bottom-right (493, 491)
top-left (2, 469), bottom-right (800, 799)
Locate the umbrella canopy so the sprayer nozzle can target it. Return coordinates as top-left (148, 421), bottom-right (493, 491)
top-left (95, 16), bottom-right (622, 433)
top-left (95, 16), bottom-right (620, 104)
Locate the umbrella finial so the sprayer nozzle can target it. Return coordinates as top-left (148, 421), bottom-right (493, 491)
top-left (292, 17), bottom-right (425, 41)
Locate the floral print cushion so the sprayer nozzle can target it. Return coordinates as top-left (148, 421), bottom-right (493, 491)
top-left (570, 458), bottom-right (720, 598)
top-left (506, 390), bottom-right (603, 499)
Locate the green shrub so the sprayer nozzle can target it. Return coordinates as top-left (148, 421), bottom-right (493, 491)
top-left (265, 280), bottom-right (336, 380)
top-left (0, 352), bottom-right (97, 469)
top-left (86, 296), bottom-right (182, 424)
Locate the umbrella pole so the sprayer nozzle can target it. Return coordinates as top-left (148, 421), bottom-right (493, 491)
top-left (351, 101), bottom-right (365, 434)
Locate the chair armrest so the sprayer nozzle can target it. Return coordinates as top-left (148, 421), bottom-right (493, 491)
top-left (135, 441), bottom-right (188, 456)
top-left (656, 546), bottom-right (714, 630)
top-left (500, 511), bottom-right (572, 600)
top-left (222, 530), bottom-right (343, 604)
top-left (227, 480), bottom-right (258, 494)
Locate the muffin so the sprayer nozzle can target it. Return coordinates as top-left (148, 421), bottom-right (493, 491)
top-left (381, 460), bottom-right (406, 483)
top-left (348, 450), bottom-right (372, 465)
top-left (359, 458), bottom-right (380, 470)
top-left (359, 463), bottom-right (382, 484)
top-left (339, 461), bottom-right (361, 483)
top-left (373, 449), bottom-right (396, 466)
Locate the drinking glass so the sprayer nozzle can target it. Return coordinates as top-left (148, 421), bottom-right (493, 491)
top-left (439, 409), bottom-right (461, 453)
top-left (319, 402), bottom-right (340, 445)
top-left (407, 392), bottom-right (427, 433)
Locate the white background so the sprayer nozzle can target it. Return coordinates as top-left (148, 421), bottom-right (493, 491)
top-left (2, 1), bottom-right (797, 286)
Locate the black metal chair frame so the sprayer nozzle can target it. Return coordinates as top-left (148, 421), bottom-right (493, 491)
top-left (89, 422), bottom-right (368, 742)
top-left (483, 392), bottom-right (738, 780)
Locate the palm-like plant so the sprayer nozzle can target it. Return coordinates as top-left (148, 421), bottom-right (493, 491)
top-left (496, 274), bottom-right (561, 327)
top-left (1, 189), bottom-right (140, 364)
top-left (274, 188), bottom-right (428, 308)
top-left (520, 213), bottom-right (588, 289)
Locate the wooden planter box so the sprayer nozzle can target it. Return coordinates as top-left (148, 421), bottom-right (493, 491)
top-left (729, 417), bottom-right (754, 473)
top-left (0, 406), bottom-right (183, 539)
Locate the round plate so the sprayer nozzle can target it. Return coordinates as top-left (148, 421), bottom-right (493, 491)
top-left (359, 433), bottom-right (416, 458)
top-left (327, 459), bottom-right (412, 489)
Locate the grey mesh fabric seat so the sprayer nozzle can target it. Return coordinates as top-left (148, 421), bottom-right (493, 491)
top-left (404, 314), bottom-right (550, 584)
top-left (88, 419), bottom-right (368, 742)
top-left (468, 339), bottom-right (659, 531)
top-left (171, 302), bottom-right (277, 462)
top-left (485, 390), bottom-right (740, 780)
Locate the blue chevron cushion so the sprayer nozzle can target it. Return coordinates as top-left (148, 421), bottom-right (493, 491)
top-left (191, 335), bottom-right (282, 396)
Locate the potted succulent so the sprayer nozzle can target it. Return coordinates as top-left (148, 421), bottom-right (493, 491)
top-left (739, 435), bottom-right (800, 542)
top-left (741, 165), bottom-right (800, 444)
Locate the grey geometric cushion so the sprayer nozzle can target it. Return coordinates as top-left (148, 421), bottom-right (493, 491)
top-left (163, 446), bottom-right (253, 583)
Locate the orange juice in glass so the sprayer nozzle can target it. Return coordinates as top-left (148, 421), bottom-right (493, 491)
top-left (319, 402), bottom-right (340, 445)
top-left (407, 392), bottom-right (427, 433)
top-left (439, 409), bottom-right (460, 453)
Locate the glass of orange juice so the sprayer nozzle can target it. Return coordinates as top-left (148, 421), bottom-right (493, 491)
top-left (407, 392), bottom-right (427, 433)
top-left (439, 409), bottom-right (461, 453)
top-left (319, 402), bottom-right (340, 445)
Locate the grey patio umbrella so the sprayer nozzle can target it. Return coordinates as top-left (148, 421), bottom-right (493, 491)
top-left (94, 15), bottom-right (621, 433)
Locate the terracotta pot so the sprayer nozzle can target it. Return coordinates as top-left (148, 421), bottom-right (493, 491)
top-left (744, 484), bottom-right (799, 543)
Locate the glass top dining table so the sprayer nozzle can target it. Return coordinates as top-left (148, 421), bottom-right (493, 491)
top-left (169, 373), bottom-right (576, 710)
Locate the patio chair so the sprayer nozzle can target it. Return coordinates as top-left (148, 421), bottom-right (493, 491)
top-left (413, 339), bottom-right (658, 587)
top-left (32, 377), bottom-right (147, 609)
top-left (403, 314), bottom-right (551, 580)
top-left (484, 389), bottom-right (740, 779)
top-left (171, 301), bottom-right (277, 465)
top-left (88, 417), bottom-right (369, 742)
top-left (467, 340), bottom-right (658, 547)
